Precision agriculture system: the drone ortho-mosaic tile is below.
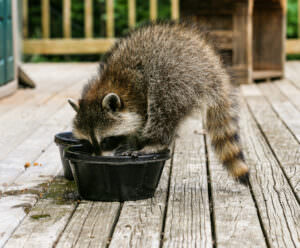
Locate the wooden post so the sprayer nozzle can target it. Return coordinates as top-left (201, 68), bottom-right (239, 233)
top-left (128, 0), bottom-right (136, 28)
top-left (106, 0), bottom-right (114, 38)
top-left (298, 0), bottom-right (300, 38)
top-left (233, 0), bottom-right (253, 84)
top-left (41, 0), bottom-right (50, 38)
top-left (85, 0), bottom-right (93, 38)
top-left (150, 0), bottom-right (157, 21)
top-left (23, 0), bottom-right (28, 38)
top-left (171, 0), bottom-right (179, 20)
top-left (63, 0), bottom-right (71, 38)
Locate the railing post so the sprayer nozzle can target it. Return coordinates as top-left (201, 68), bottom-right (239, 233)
top-left (128, 0), bottom-right (136, 28)
top-left (63, 0), bottom-right (71, 38)
top-left (23, 0), bottom-right (28, 38)
top-left (171, 0), bottom-right (179, 20)
top-left (150, 0), bottom-right (157, 21)
top-left (106, 0), bottom-right (114, 38)
top-left (298, 0), bottom-right (300, 37)
top-left (85, 0), bottom-right (93, 38)
top-left (41, 0), bottom-right (50, 38)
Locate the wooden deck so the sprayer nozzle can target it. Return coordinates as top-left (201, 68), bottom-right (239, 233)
top-left (0, 62), bottom-right (299, 248)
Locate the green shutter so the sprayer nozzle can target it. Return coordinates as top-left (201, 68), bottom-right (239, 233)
top-left (0, 0), bottom-right (5, 85)
top-left (5, 0), bottom-right (14, 82)
top-left (0, 0), bottom-right (14, 86)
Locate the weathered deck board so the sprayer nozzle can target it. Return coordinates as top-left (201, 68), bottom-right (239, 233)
top-left (206, 138), bottom-right (266, 247)
top-left (242, 84), bottom-right (300, 200)
top-left (275, 79), bottom-right (300, 112)
top-left (0, 64), bottom-right (96, 160)
top-left (55, 201), bottom-right (120, 248)
top-left (3, 177), bottom-right (77, 248)
top-left (109, 159), bottom-right (172, 247)
top-left (162, 117), bottom-right (213, 248)
top-left (1, 63), bottom-right (300, 248)
top-left (0, 194), bottom-right (38, 247)
top-left (0, 139), bottom-right (69, 246)
top-left (285, 62), bottom-right (300, 89)
top-left (259, 82), bottom-right (300, 143)
top-left (240, 99), bottom-right (300, 248)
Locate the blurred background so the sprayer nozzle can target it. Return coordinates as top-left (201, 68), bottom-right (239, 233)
top-left (22, 0), bottom-right (300, 62)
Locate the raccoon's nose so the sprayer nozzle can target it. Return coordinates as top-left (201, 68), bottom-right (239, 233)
top-left (90, 134), bottom-right (101, 155)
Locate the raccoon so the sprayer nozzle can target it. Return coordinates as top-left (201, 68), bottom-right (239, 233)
top-left (68, 22), bottom-right (249, 184)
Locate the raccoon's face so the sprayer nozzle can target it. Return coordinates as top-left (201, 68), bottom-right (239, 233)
top-left (68, 93), bottom-right (143, 154)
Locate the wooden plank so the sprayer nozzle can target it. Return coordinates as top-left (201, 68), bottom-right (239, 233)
top-left (84, 0), bottom-right (93, 38)
top-left (209, 30), bottom-right (233, 50)
top-left (240, 98), bottom-right (300, 248)
top-left (171, 0), bottom-right (179, 20)
top-left (23, 38), bottom-right (116, 54)
top-left (286, 39), bottom-right (300, 55)
top-left (55, 202), bottom-right (120, 248)
top-left (0, 139), bottom-right (70, 246)
top-left (106, 0), bottom-right (114, 38)
top-left (162, 117), bottom-right (213, 247)
top-left (285, 62), bottom-right (300, 89)
top-left (252, 70), bottom-right (283, 80)
top-left (0, 64), bottom-right (96, 161)
top-left (242, 84), bottom-right (300, 200)
top-left (4, 177), bottom-right (78, 248)
top-left (41, 0), bottom-right (50, 38)
top-left (23, 0), bottom-right (28, 38)
top-left (206, 137), bottom-right (266, 247)
top-left (0, 105), bottom-right (73, 189)
top-left (0, 194), bottom-right (38, 247)
top-left (128, 0), bottom-right (136, 28)
top-left (275, 80), bottom-right (300, 111)
top-left (150, 0), bottom-right (157, 21)
top-left (298, 0), bottom-right (300, 38)
top-left (258, 81), bottom-right (300, 143)
top-left (63, 0), bottom-right (71, 38)
top-left (109, 158), bottom-right (172, 247)
top-left (232, 0), bottom-right (253, 84)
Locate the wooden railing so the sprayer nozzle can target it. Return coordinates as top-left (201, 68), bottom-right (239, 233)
top-left (23, 0), bottom-right (180, 54)
top-left (286, 0), bottom-right (300, 54)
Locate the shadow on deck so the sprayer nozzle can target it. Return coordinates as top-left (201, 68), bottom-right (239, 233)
top-left (0, 62), bottom-right (299, 248)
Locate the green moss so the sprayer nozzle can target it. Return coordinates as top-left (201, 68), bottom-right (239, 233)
top-left (30, 214), bottom-right (51, 220)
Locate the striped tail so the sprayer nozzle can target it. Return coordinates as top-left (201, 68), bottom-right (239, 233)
top-left (206, 96), bottom-right (249, 185)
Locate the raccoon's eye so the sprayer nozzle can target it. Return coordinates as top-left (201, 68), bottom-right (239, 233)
top-left (102, 93), bottom-right (121, 112)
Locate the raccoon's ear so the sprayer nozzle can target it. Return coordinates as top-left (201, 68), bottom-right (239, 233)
top-left (102, 93), bottom-right (121, 112)
top-left (68, 98), bottom-right (79, 113)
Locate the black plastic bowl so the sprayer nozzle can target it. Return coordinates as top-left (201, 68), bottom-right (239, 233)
top-left (54, 132), bottom-right (81, 180)
top-left (65, 145), bottom-right (170, 201)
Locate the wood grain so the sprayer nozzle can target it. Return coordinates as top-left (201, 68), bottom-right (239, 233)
top-left (171, 0), bottom-right (179, 20)
top-left (162, 117), bottom-right (213, 247)
top-left (258, 82), bottom-right (300, 143)
top-left (242, 84), bottom-right (300, 201)
top-left (206, 136), bottom-right (266, 247)
top-left (240, 98), bottom-right (300, 248)
top-left (56, 202), bottom-right (120, 248)
top-left (109, 159), bottom-right (172, 247)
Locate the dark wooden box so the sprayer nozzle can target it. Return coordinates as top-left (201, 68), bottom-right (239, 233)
top-left (181, 0), bottom-right (286, 84)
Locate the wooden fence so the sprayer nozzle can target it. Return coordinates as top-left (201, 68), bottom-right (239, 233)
top-left (22, 0), bottom-right (300, 55)
top-left (285, 0), bottom-right (300, 54)
top-left (22, 0), bottom-right (179, 54)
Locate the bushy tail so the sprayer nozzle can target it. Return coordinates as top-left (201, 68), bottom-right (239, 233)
top-left (206, 95), bottom-right (249, 184)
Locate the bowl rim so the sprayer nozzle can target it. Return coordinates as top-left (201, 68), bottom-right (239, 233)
top-left (54, 132), bottom-right (80, 146)
top-left (65, 145), bottom-right (170, 165)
